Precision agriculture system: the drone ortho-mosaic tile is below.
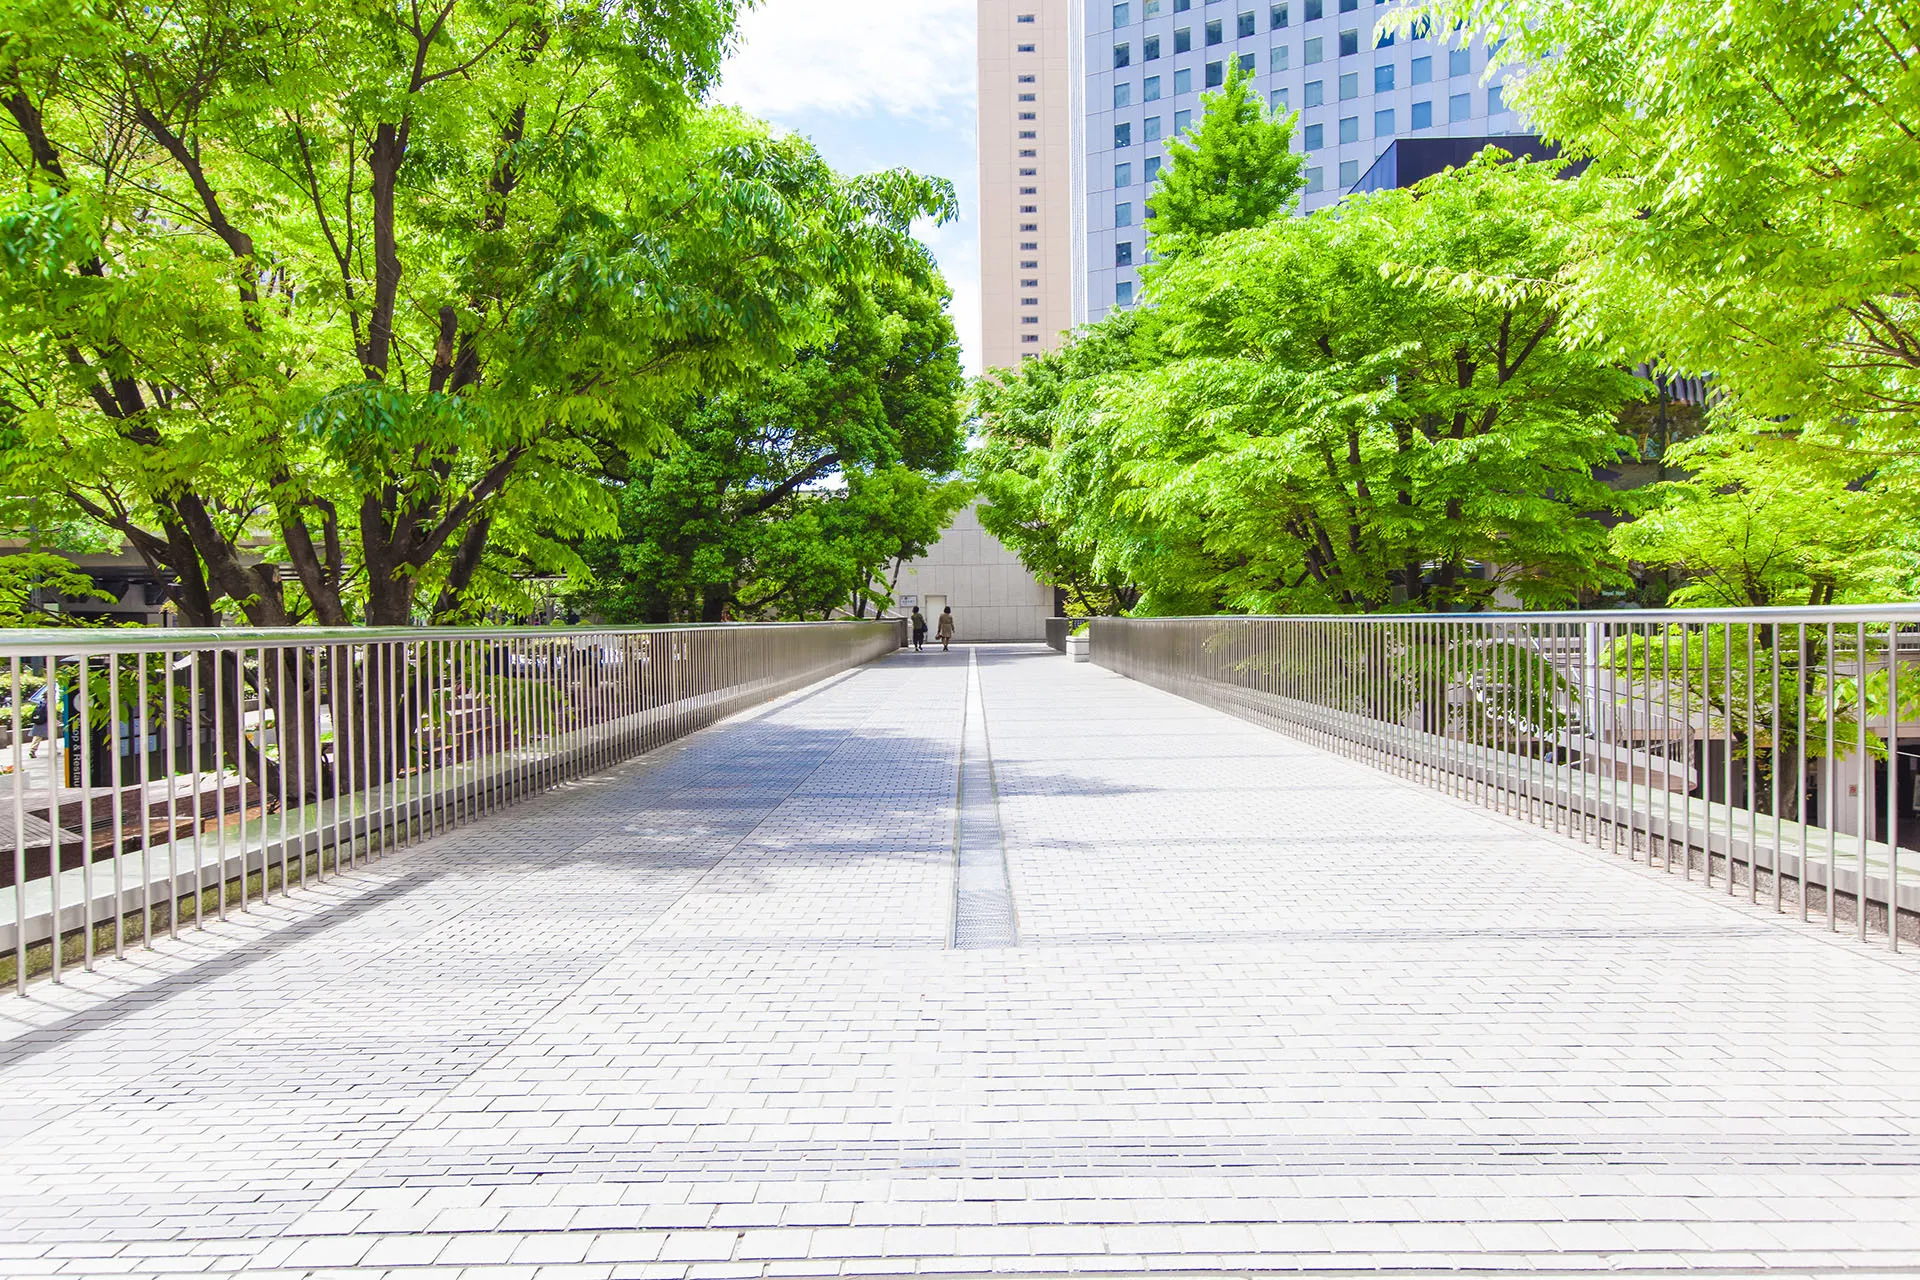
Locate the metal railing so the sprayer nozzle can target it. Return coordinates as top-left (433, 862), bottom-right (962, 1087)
top-left (1093, 608), bottom-right (1920, 950)
top-left (3, 620), bottom-right (903, 992)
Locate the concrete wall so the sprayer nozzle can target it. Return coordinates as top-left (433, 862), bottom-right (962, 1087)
top-left (893, 504), bottom-right (1053, 642)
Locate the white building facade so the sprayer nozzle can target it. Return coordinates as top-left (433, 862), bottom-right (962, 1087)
top-left (1074, 0), bottom-right (1520, 325)
top-left (892, 504), bottom-right (1055, 643)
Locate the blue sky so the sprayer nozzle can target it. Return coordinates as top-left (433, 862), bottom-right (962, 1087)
top-left (717, 0), bottom-right (983, 374)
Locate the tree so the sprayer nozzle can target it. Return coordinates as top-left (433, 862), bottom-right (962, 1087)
top-left (1, 0), bottom-right (947, 627)
top-left (1048, 156), bottom-right (1646, 614)
top-left (576, 275), bottom-right (970, 624)
top-left (1408, 0), bottom-right (1920, 500)
top-left (1147, 61), bottom-right (1304, 258)
top-left (1612, 435), bottom-right (1920, 608)
top-left (0, 552), bottom-right (107, 626)
top-left (968, 308), bottom-right (1156, 615)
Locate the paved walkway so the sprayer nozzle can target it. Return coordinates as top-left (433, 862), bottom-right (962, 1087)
top-left (4, 645), bottom-right (1920, 1279)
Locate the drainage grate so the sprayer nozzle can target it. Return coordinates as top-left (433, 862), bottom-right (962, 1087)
top-left (951, 649), bottom-right (1017, 950)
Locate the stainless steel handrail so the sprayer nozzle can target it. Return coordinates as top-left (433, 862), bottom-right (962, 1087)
top-left (1093, 612), bottom-right (1919, 951)
top-left (3, 620), bottom-right (905, 993)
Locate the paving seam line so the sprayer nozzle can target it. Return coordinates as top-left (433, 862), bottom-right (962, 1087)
top-left (951, 646), bottom-right (1018, 950)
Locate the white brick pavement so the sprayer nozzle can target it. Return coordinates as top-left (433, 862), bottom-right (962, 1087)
top-left (2, 645), bottom-right (1920, 1278)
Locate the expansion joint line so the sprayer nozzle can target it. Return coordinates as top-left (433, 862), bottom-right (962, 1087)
top-left (950, 647), bottom-right (1017, 950)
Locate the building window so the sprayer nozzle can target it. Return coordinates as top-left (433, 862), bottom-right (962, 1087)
top-left (1174, 67), bottom-right (1192, 93)
top-left (1018, 73), bottom-right (1036, 82)
top-left (1022, 297), bottom-right (1039, 306)
top-left (1144, 115), bottom-right (1162, 141)
top-left (1377, 28), bottom-right (1394, 48)
top-left (1270, 3), bottom-right (1288, 28)
top-left (1304, 166), bottom-right (1324, 192)
top-left (1021, 204), bottom-right (1037, 212)
top-left (1271, 86), bottom-right (1290, 110)
top-left (1304, 35), bottom-right (1323, 61)
top-left (1020, 222), bottom-right (1038, 232)
top-left (1407, 14), bottom-right (1431, 38)
top-left (1019, 148), bottom-right (1037, 156)
top-left (1449, 47), bottom-right (1470, 76)
top-left (1338, 114), bottom-right (1358, 142)
top-left (1338, 28), bottom-right (1358, 55)
top-left (1206, 18), bottom-right (1223, 44)
top-left (1019, 92), bottom-right (1037, 102)
top-left (1144, 74), bottom-right (1162, 100)
top-left (1374, 107), bottom-right (1393, 135)
top-left (1175, 0), bottom-right (1190, 9)
top-left (1270, 46), bottom-right (1289, 71)
top-left (1144, 156), bottom-right (1162, 180)
top-left (1115, 82), bottom-right (1132, 108)
top-left (1339, 0), bottom-right (1357, 10)
top-left (1018, 11), bottom-right (1036, 20)
top-left (1022, 316), bottom-right (1041, 324)
top-left (1020, 258), bottom-right (1038, 267)
top-left (1116, 241), bottom-right (1134, 266)
top-left (1304, 78), bottom-right (1324, 106)
top-left (1114, 42), bottom-right (1131, 67)
top-left (1205, 60), bottom-right (1224, 86)
top-left (1022, 335), bottom-right (1040, 344)
top-left (1145, 34), bottom-right (1161, 58)
top-left (1449, 91), bottom-right (1470, 121)
top-left (1238, 52), bottom-right (1255, 72)
top-left (1116, 201), bottom-right (1134, 226)
top-left (1020, 240), bottom-right (1039, 249)
top-left (1339, 71), bottom-right (1358, 99)
top-left (1174, 26), bottom-right (1192, 52)
top-left (1303, 0), bottom-right (1322, 18)
top-left (1117, 280), bottom-right (1134, 306)
top-left (1114, 121), bottom-right (1132, 147)
top-left (1488, 84), bottom-right (1506, 113)
top-left (1019, 112), bottom-right (1038, 120)
top-left (1174, 107), bottom-right (1192, 132)
top-left (1238, 10), bottom-right (1257, 38)
top-left (1019, 186), bottom-right (1037, 194)
top-left (1303, 121), bottom-right (1323, 149)
top-left (1021, 277), bottom-right (1039, 286)
top-left (1115, 161), bottom-right (1132, 186)
top-left (1019, 167), bottom-right (1038, 175)
top-left (1339, 157), bottom-right (1359, 186)
top-left (1410, 54), bottom-right (1432, 83)
top-left (1145, 0), bottom-right (1162, 13)
top-left (1374, 63), bottom-right (1394, 91)
top-left (1019, 130), bottom-right (1037, 138)
top-left (1411, 99), bottom-right (1432, 128)
top-left (1113, 1), bottom-right (1130, 24)
top-left (1017, 43), bottom-right (1035, 52)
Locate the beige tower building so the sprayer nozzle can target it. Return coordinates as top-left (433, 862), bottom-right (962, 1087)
top-left (978, 0), bottom-right (1079, 373)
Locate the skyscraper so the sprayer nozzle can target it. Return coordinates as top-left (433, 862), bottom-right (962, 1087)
top-left (977, 0), bottom-right (1078, 371)
top-left (1082, 0), bottom-right (1517, 325)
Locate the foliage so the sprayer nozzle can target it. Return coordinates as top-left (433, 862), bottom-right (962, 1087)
top-left (575, 276), bottom-right (971, 623)
top-left (0, 552), bottom-right (110, 626)
top-left (967, 308), bottom-right (1160, 615)
top-left (1613, 435), bottom-right (1920, 608)
top-left (1045, 156), bottom-right (1646, 615)
top-left (1147, 61), bottom-right (1304, 260)
top-left (1408, 0), bottom-right (1920, 588)
top-left (0, 0), bottom-right (953, 626)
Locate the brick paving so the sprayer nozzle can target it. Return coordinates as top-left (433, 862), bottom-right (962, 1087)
top-left (3, 644), bottom-right (1920, 1278)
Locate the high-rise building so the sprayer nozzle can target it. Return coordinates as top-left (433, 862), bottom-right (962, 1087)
top-left (1080, 0), bottom-right (1519, 325)
top-left (978, 0), bottom-right (1078, 371)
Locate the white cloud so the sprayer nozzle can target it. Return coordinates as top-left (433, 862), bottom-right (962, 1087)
top-left (718, 0), bottom-right (976, 121)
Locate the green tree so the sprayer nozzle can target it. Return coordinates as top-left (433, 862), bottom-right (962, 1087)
top-left (1, 0), bottom-right (946, 627)
top-left (1147, 61), bottom-right (1304, 258)
top-left (576, 276), bottom-right (970, 623)
top-left (1408, 0), bottom-right (1920, 504)
top-left (0, 552), bottom-right (108, 626)
top-left (1053, 156), bottom-right (1645, 614)
top-left (1613, 435), bottom-right (1920, 607)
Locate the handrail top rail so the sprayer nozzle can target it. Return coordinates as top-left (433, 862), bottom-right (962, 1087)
top-left (0, 618), bottom-right (898, 655)
top-left (1092, 603), bottom-right (1920, 626)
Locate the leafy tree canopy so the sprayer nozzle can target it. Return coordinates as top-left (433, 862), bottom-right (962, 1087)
top-left (1147, 61), bottom-right (1305, 261)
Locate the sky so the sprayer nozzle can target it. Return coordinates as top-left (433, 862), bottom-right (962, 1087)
top-left (716, 0), bottom-right (983, 375)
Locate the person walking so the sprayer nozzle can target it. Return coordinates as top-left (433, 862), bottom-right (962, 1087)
top-left (910, 606), bottom-right (928, 652)
top-left (935, 606), bottom-right (955, 652)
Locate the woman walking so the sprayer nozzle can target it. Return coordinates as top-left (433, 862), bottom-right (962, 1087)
top-left (935, 606), bottom-right (955, 652)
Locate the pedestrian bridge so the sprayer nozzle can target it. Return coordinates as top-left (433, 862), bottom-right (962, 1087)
top-left (4, 625), bottom-right (1920, 1276)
